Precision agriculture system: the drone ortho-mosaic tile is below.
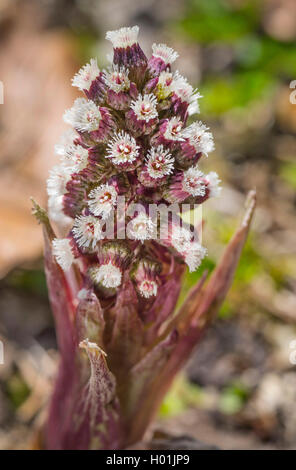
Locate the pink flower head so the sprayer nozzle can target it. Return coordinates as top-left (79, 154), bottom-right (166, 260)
top-left (48, 25), bottom-right (220, 295)
top-left (148, 43), bottom-right (179, 75)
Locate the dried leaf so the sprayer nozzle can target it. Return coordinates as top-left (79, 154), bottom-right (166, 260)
top-left (67, 339), bottom-right (122, 450)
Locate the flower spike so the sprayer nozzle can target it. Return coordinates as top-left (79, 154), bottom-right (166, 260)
top-left (39, 26), bottom-right (255, 454)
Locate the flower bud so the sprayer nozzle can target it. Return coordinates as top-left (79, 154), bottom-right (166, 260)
top-left (138, 145), bottom-right (174, 188)
top-left (106, 26), bottom-right (147, 82)
top-left (151, 117), bottom-right (184, 148)
top-left (163, 166), bottom-right (206, 203)
top-left (131, 258), bottom-right (161, 298)
top-left (126, 94), bottom-right (158, 136)
top-left (71, 58), bottom-right (106, 102)
top-left (89, 241), bottom-right (132, 290)
top-left (171, 71), bottom-right (202, 120)
top-left (148, 43), bottom-right (179, 75)
top-left (52, 237), bottom-right (76, 272)
top-left (106, 131), bottom-right (141, 170)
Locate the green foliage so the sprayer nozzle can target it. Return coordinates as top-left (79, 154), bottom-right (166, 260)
top-left (219, 381), bottom-right (249, 415)
top-left (186, 256), bottom-right (216, 288)
top-left (6, 269), bottom-right (48, 297)
top-left (174, 0), bottom-right (296, 117)
top-left (234, 237), bottom-right (263, 283)
top-left (218, 299), bottom-right (234, 319)
top-left (177, 0), bottom-right (260, 43)
top-left (200, 71), bottom-right (276, 116)
top-left (160, 375), bottom-right (203, 417)
top-left (280, 162), bottom-right (296, 190)
top-left (5, 372), bottom-right (31, 409)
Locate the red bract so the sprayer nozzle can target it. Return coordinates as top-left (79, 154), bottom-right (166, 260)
top-left (32, 26), bottom-right (256, 450)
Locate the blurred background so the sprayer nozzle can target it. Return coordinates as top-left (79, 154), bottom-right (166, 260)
top-left (0, 0), bottom-right (296, 450)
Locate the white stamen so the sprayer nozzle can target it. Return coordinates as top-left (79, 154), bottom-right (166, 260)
top-left (52, 238), bottom-right (75, 271)
top-left (171, 226), bottom-right (192, 253)
top-left (152, 43), bottom-right (179, 65)
top-left (164, 117), bottom-right (184, 141)
top-left (188, 101), bottom-right (200, 116)
top-left (171, 226), bottom-right (207, 272)
top-left (106, 26), bottom-right (139, 48)
top-left (182, 166), bottom-right (206, 197)
top-left (71, 58), bottom-right (100, 91)
top-left (172, 71), bottom-right (202, 113)
top-left (88, 184), bottom-right (117, 219)
top-left (146, 145), bottom-right (174, 179)
top-left (54, 129), bottom-right (78, 156)
top-left (138, 279), bottom-right (158, 298)
top-left (206, 171), bottom-right (221, 197)
top-left (63, 98), bottom-right (101, 132)
top-left (182, 121), bottom-right (214, 155)
top-left (62, 144), bottom-right (89, 172)
top-left (92, 262), bottom-right (122, 288)
top-left (184, 242), bottom-right (207, 272)
top-left (127, 213), bottom-right (155, 242)
top-left (106, 131), bottom-right (140, 165)
top-left (103, 65), bottom-right (130, 93)
top-left (130, 94), bottom-right (158, 122)
top-left (72, 215), bottom-right (103, 250)
top-left (48, 195), bottom-right (72, 227)
top-left (47, 164), bottom-right (72, 198)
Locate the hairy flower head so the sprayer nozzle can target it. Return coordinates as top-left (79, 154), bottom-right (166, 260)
top-left (48, 25), bottom-right (221, 297)
top-left (64, 98), bottom-right (102, 132)
top-left (72, 59), bottom-right (100, 92)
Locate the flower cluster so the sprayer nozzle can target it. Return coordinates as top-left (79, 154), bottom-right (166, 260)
top-left (38, 26), bottom-right (256, 452)
top-left (47, 26), bottom-right (220, 299)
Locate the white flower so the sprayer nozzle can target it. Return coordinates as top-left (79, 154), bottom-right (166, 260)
top-left (182, 121), bottom-right (214, 155)
top-left (63, 98), bottom-right (101, 132)
top-left (62, 144), bottom-right (89, 173)
top-left (106, 26), bottom-right (139, 48)
top-left (72, 215), bottom-right (103, 250)
top-left (157, 71), bottom-right (173, 100)
top-left (106, 131), bottom-right (139, 165)
top-left (164, 117), bottom-right (184, 141)
top-left (146, 145), bottom-right (174, 179)
top-left (103, 66), bottom-right (130, 93)
top-left (188, 101), bottom-right (200, 116)
top-left (91, 262), bottom-right (122, 288)
top-left (172, 71), bottom-right (202, 113)
top-left (205, 171), bottom-right (221, 197)
top-left (182, 166), bottom-right (206, 197)
top-left (184, 242), bottom-right (207, 272)
top-left (152, 43), bottom-right (179, 65)
top-left (138, 279), bottom-right (158, 298)
top-left (52, 238), bottom-right (75, 271)
top-left (71, 58), bottom-right (100, 91)
top-left (47, 164), bottom-right (72, 198)
top-left (170, 226), bottom-right (207, 272)
top-left (106, 52), bottom-right (113, 64)
top-left (171, 226), bottom-right (192, 253)
top-left (127, 213), bottom-right (155, 241)
top-left (48, 195), bottom-right (72, 226)
top-left (130, 94), bottom-right (158, 122)
top-left (54, 129), bottom-right (78, 156)
top-left (88, 184), bottom-right (117, 219)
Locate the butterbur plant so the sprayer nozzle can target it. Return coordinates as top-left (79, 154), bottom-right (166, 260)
top-left (32, 26), bottom-right (256, 450)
